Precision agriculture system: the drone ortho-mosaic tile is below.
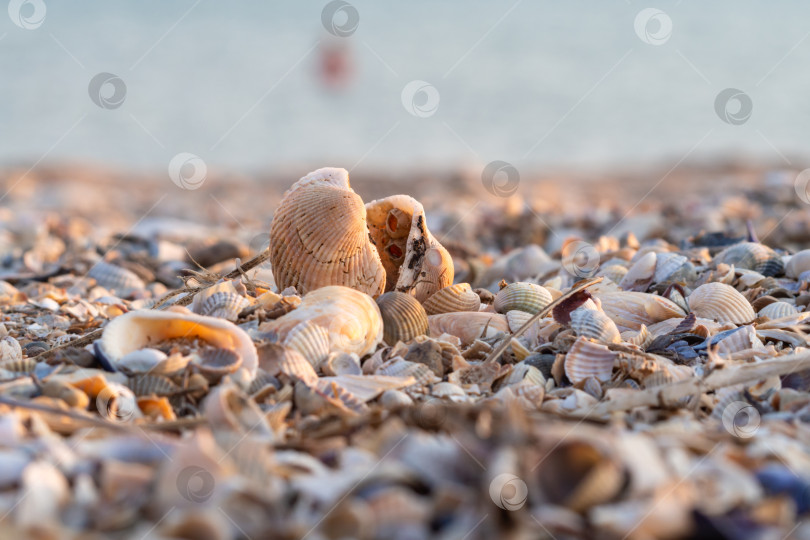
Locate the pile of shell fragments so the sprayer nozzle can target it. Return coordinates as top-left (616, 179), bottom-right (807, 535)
top-left (2, 166), bottom-right (810, 539)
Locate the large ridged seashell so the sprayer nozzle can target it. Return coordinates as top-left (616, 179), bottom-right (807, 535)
top-left (257, 343), bottom-right (318, 385)
top-left (96, 309), bottom-right (258, 378)
top-left (268, 167), bottom-right (385, 296)
top-left (569, 307), bottom-right (621, 344)
top-left (786, 249), bottom-right (810, 279)
top-left (262, 286), bottom-right (382, 357)
top-left (758, 301), bottom-right (797, 319)
top-left (688, 282), bottom-right (755, 324)
top-left (715, 242), bottom-right (784, 277)
top-left (427, 312), bottom-right (509, 346)
top-left (619, 252), bottom-right (656, 291)
top-left (564, 337), bottom-right (617, 383)
top-left (88, 261), bottom-right (145, 296)
top-left (493, 282), bottom-right (553, 314)
top-left (595, 291), bottom-right (686, 332)
top-left (376, 291), bottom-right (429, 345)
top-left (366, 194), bottom-right (454, 302)
top-left (421, 283), bottom-right (481, 315)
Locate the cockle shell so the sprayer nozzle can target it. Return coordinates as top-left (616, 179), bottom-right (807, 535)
top-left (376, 358), bottom-right (438, 386)
top-left (595, 291), bottom-right (686, 332)
top-left (276, 320), bottom-right (330, 368)
top-left (87, 261), bottom-right (145, 296)
top-left (421, 283), bottom-right (481, 315)
top-left (96, 309), bottom-right (258, 378)
top-left (786, 249), bottom-right (810, 279)
top-left (569, 307), bottom-right (621, 344)
top-left (198, 292), bottom-right (249, 322)
top-left (427, 312), bottom-right (510, 346)
top-left (261, 286), bottom-right (382, 357)
top-left (268, 167), bottom-right (385, 296)
top-left (688, 282), bottom-right (755, 324)
top-left (715, 242), bottom-right (784, 277)
top-left (366, 194), bottom-right (454, 302)
top-left (758, 301), bottom-right (797, 319)
top-left (376, 291), bottom-right (429, 345)
top-left (493, 282), bottom-right (553, 314)
top-left (191, 347), bottom-right (243, 381)
top-left (564, 337), bottom-right (617, 383)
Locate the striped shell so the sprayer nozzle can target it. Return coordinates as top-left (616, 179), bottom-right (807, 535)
top-left (712, 325), bottom-right (764, 355)
top-left (758, 301), bottom-right (797, 319)
top-left (258, 343), bottom-right (318, 385)
top-left (88, 261), bottom-right (145, 296)
top-left (262, 286), bottom-right (383, 357)
top-left (376, 291), bottom-right (429, 345)
top-left (569, 307), bottom-right (621, 344)
top-left (421, 283), bottom-right (481, 315)
top-left (619, 252), bottom-right (656, 291)
top-left (493, 282), bottom-right (553, 314)
top-left (654, 252), bottom-right (695, 284)
top-left (365, 194), bottom-right (454, 302)
top-left (564, 337), bottom-right (617, 383)
top-left (688, 282), bottom-right (755, 324)
top-left (268, 167), bottom-right (385, 296)
top-left (278, 320), bottom-right (330, 368)
top-left (199, 292), bottom-right (249, 322)
top-left (595, 291), bottom-right (686, 332)
top-left (126, 374), bottom-right (180, 397)
top-left (786, 249), bottom-right (810, 279)
top-left (427, 312), bottom-right (510, 346)
top-left (376, 358), bottom-right (437, 386)
top-left (715, 242), bottom-right (784, 277)
top-left (192, 347), bottom-right (243, 380)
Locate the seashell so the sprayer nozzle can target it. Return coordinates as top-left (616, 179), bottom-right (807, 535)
top-left (247, 369), bottom-right (281, 399)
top-left (199, 291), bottom-right (250, 322)
top-left (137, 395), bottom-right (176, 421)
top-left (564, 337), bottom-right (617, 383)
top-left (87, 261), bottom-right (145, 296)
top-left (478, 244), bottom-right (552, 286)
top-left (40, 379), bottom-right (90, 409)
top-left (97, 310), bottom-right (258, 378)
top-left (421, 283), bottom-right (481, 315)
top-left (493, 282), bottom-right (553, 314)
top-left (321, 374), bottom-right (414, 401)
top-left (376, 291), bottom-right (429, 345)
top-left (688, 282), bottom-right (755, 324)
top-left (0, 356), bottom-right (36, 373)
top-left (597, 264), bottom-right (628, 284)
top-left (376, 358), bottom-right (438, 386)
top-left (619, 252), bottom-right (656, 291)
top-left (295, 379), bottom-right (366, 417)
top-left (500, 362), bottom-right (545, 387)
top-left (268, 167), bottom-right (385, 296)
top-left (621, 325), bottom-right (653, 348)
top-left (192, 347), bottom-right (243, 381)
top-left (321, 352), bottom-right (362, 376)
top-left (261, 286), bottom-right (382, 357)
top-left (715, 242), bottom-right (784, 277)
top-left (509, 338), bottom-right (532, 361)
top-left (758, 301), bottom-right (797, 320)
top-left (427, 312), bottom-right (509, 346)
top-left (596, 291), bottom-right (686, 332)
top-left (569, 307), bottom-right (621, 344)
top-left (654, 252), bottom-right (695, 284)
top-left (204, 382), bottom-right (273, 439)
top-left (257, 343), bottom-right (318, 385)
top-left (126, 374), bottom-right (180, 397)
top-left (277, 320), bottom-right (330, 368)
top-left (115, 348), bottom-right (169, 373)
top-left (786, 249), bottom-right (810, 279)
top-left (379, 388), bottom-right (413, 408)
top-left (432, 382), bottom-right (468, 401)
top-left (366, 194), bottom-right (454, 302)
top-left (0, 336), bottom-right (22, 363)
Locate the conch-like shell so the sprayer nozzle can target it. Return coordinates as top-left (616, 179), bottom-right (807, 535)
top-left (376, 291), bottom-right (429, 345)
top-left (261, 286), bottom-right (382, 357)
top-left (493, 282), bottom-right (553, 314)
top-left (564, 337), bottom-right (617, 383)
top-left (421, 283), bottom-right (481, 315)
top-left (688, 282), bottom-right (755, 324)
top-left (96, 309), bottom-right (258, 377)
top-left (715, 242), bottom-right (784, 277)
top-left (366, 194), bottom-right (453, 302)
top-left (269, 167), bottom-right (385, 296)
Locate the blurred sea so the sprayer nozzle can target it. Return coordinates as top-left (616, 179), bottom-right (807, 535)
top-left (1, 0), bottom-right (808, 174)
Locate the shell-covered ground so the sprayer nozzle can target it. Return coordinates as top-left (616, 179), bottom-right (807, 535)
top-left (2, 164), bottom-right (810, 539)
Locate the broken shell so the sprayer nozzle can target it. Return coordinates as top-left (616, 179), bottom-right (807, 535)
top-left (427, 312), bottom-right (510, 346)
top-left (87, 261), bottom-right (145, 296)
top-left (40, 379), bottom-right (90, 409)
top-left (376, 291), bottom-right (429, 345)
top-left (96, 309), bottom-right (258, 378)
top-left (203, 382), bottom-right (273, 439)
top-left (564, 337), bottom-right (617, 383)
top-left (322, 352), bottom-right (362, 376)
top-left (493, 282), bottom-right (553, 314)
top-left (654, 252), bottom-right (696, 284)
top-left (758, 301), bottom-right (797, 319)
top-left (366, 194), bottom-right (454, 302)
top-left (268, 167), bottom-right (385, 296)
top-left (715, 242), bottom-right (784, 277)
top-left (688, 282), bottom-right (755, 324)
top-left (596, 291), bottom-right (686, 332)
top-left (376, 358), bottom-right (437, 386)
top-left (421, 283), bottom-right (481, 315)
top-left (569, 307), bottom-right (621, 344)
top-left (619, 252), bottom-right (656, 291)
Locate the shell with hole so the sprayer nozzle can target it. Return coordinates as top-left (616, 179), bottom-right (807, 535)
top-left (95, 309), bottom-right (258, 378)
top-left (687, 282), bottom-right (755, 324)
top-left (268, 167), bottom-right (385, 296)
top-left (376, 291), bottom-right (429, 345)
top-left (421, 283), bottom-right (481, 315)
top-left (493, 282), bottom-right (553, 314)
top-left (714, 242), bottom-right (784, 277)
top-left (261, 285), bottom-right (382, 357)
top-left (365, 194), bottom-right (454, 302)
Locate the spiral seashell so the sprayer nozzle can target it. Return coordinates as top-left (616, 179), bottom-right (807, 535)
top-left (786, 249), bottom-right (810, 279)
top-left (493, 282), bottom-right (553, 314)
top-left (688, 282), bottom-right (755, 324)
top-left (366, 194), bottom-right (454, 302)
top-left (758, 301), bottom-right (797, 320)
top-left (715, 242), bottom-right (784, 277)
top-left (619, 252), bottom-right (656, 291)
top-left (569, 307), bottom-right (621, 344)
top-left (595, 291), bottom-right (686, 332)
top-left (88, 261), bottom-right (145, 296)
top-left (376, 291), bottom-right (429, 345)
top-left (199, 292), bottom-right (249, 322)
top-left (268, 167), bottom-right (385, 296)
top-left (262, 286), bottom-right (383, 357)
top-left (421, 283), bottom-right (481, 315)
top-left (564, 337), bottom-right (617, 383)
top-left (96, 309), bottom-right (258, 378)
top-left (322, 352), bottom-right (362, 376)
top-left (427, 312), bottom-right (509, 346)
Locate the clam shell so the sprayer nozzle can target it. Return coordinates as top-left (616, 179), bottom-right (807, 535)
top-left (688, 282), bottom-right (755, 324)
top-left (711, 325), bottom-right (764, 355)
top-left (595, 291), bottom-right (686, 332)
top-left (569, 307), bottom-right (621, 344)
top-left (421, 283), bottom-right (481, 315)
top-left (786, 249), bottom-right (810, 279)
top-left (126, 374), bottom-right (180, 397)
top-left (262, 286), bottom-right (383, 357)
top-left (257, 343), bottom-right (318, 385)
top-left (715, 242), bottom-right (784, 277)
top-left (199, 292), bottom-right (249, 322)
top-left (619, 252), bottom-right (656, 291)
top-left (268, 167), bottom-right (385, 296)
top-left (493, 282), bottom-right (553, 314)
top-left (366, 194), bottom-right (454, 302)
top-left (96, 310), bottom-right (258, 377)
top-left (427, 312), bottom-right (509, 346)
top-left (321, 374), bottom-right (414, 401)
top-left (564, 337), bottom-right (617, 383)
top-left (88, 261), bottom-right (145, 296)
top-left (376, 291), bottom-right (429, 345)
top-left (758, 301), bottom-right (797, 319)
top-left (278, 320), bottom-right (330, 368)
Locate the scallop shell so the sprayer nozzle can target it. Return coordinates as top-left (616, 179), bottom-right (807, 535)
top-left (758, 301), bottom-right (797, 319)
top-left (564, 337), bottom-right (617, 383)
top-left (421, 283), bottom-right (481, 315)
top-left (96, 309), bottom-right (258, 378)
top-left (268, 167), bottom-right (385, 296)
top-left (126, 374), bottom-right (180, 397)
top-left (427, 312), bottom-right (510, 346)
top-left (493, 282), bottom-right (553, 314)
top-left (688, 282), bottom-right (755, 324)
top-left (621, 325), bottom-right (653, 348)
top-left (569, 307), bottom-right (621, 344)
top-left (262, 286), bottom-right (382, 357)
top-left (595, 291), bottom-right (686, 332)
top-left (376, 291), bottom-right (429, 345)
top-left (786, 249), bottom-right (810, 279)
top-left (619, 252), bottom-right (656, 291)
top-left (715, 242), bottom-right (784, 277)
top-left (87, 261), bottom-right (145, 296)
top-left (712, 325), bottom-right (764, 355)
top-left (366, 194), bottom-right (454, 302)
